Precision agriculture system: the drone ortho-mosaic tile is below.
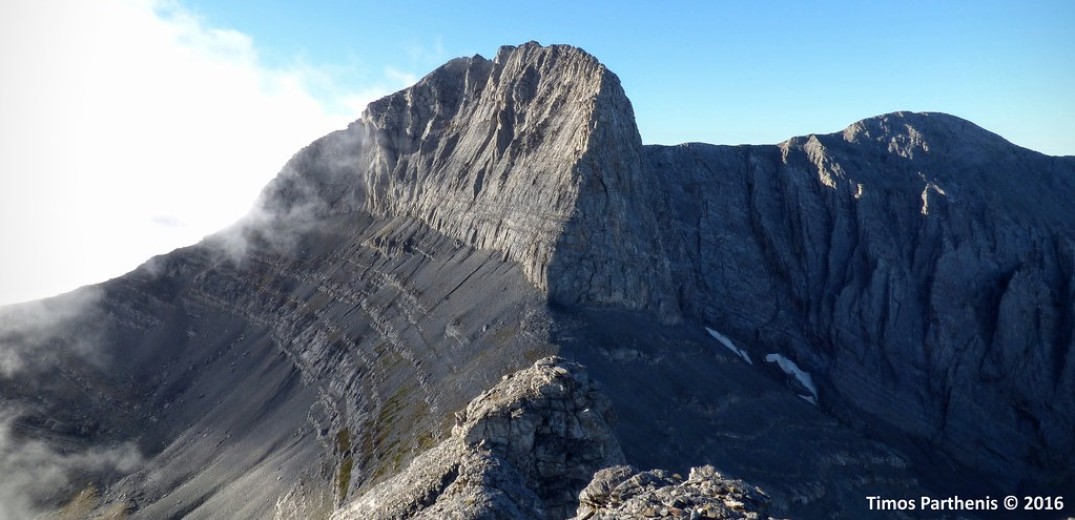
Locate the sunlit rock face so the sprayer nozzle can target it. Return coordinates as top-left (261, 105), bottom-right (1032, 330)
top-left (1, 42), bottom-right (1072, 520)
top-left (259, 42), bottom-right (680, 318)
top-left (332, 357), bottom-right (625, 520)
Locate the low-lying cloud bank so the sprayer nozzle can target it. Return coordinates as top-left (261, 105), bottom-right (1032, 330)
top-left (0, 408), bottom-right (143, 520)
top-left (0, 287), bottom-right (106, 377)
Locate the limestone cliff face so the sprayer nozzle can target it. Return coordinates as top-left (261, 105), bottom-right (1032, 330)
top-left (259, 42), bottom-right (678, 318)
top-left (645, 113), bottom-right (1075, 490)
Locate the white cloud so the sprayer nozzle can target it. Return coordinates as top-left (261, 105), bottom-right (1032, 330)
top-left (0, 0), bottom-right (412, 305)
top-left (0, 406), bottom-right (143, 520)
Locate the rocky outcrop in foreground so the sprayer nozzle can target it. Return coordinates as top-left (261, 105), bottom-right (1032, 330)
top-left (574, 465), bottom-right (775, 520)
top-left (332, 357), bottom-right (625, 520)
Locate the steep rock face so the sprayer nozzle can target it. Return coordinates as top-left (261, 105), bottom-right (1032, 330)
top-left (644, 114), bottom-right (1075, 491)
top-left (332, 357), bottom-right (624, 520)
top-left (260, 42), bottom-right (678, 318)
top-left (550, 309), bottom-right (923, 518)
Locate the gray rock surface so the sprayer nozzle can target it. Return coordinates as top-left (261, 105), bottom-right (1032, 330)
top-left (573, 465), bottom-right (775, 520)
top-left (550, 310), bottom-right (922, 518)
top-left (259, 42), bottom-right (678, 319)
top-left (332, 356), bottom-right (624, 520)
top-left (643, 114), bottom-right (1075, 492)
top-left (0, 210), bottom-right (556, 520)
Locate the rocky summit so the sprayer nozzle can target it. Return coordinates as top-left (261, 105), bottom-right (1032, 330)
top-left (1, 41), bottom-right (1073, 520)
top-left (331, 356), bottom-right (624, 520)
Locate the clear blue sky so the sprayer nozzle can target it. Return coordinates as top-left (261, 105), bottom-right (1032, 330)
top-left (181, 0), bottom-right (1075, 154)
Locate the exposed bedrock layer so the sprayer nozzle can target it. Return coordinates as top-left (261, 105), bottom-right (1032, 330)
top-left (260, 43), bottom-right (679, 319)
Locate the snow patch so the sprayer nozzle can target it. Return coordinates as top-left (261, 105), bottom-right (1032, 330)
top-left (705, 327), bottom-right (752, 365)
top-left (765, 353), bottom-right (818, 405)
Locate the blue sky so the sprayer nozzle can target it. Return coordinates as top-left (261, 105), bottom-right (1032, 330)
top-left (0, 0), bottom-right (1072, 305)
top-left (180, 0), bottom-right (1075, 152)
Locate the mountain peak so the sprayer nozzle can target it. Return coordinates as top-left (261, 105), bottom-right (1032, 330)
top-left (839, 111), bottom-right (1012, 159)
top-left (493, 41), bottom-right (602, 65)
top-left (257, 42), bottom-right (677, 318)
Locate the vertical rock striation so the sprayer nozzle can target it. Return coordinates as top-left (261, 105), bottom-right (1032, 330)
top-left (644, 113), bottom-right (1075, 492)
top-left (259, 42), bottom-right (678, 319)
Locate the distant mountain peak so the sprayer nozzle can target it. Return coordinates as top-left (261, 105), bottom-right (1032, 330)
top-left (838, 110), bottom-right (1013, 159)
